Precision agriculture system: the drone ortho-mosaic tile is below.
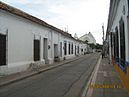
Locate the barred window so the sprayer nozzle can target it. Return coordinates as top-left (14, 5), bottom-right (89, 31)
top-left (0, 34), bottom-right (6, 65)
top-left (64, 42), bottom-right (67, 55)
top-left (75, 45), bottom-right (76, 55)
top-left (69, 42), bottom-right (70, 54)
top-left (113, 34), bottom-right (116, 58)
top-left (71, 43), bottom-right (73, 54)
top-left (115, 27), bottom-right (119, 58)
top-left (34, 39), bottom-right (40, 61)
top-left (119, 18), bottom-right (126, 67)
top-left (78, 46), bottom-right (79, 54)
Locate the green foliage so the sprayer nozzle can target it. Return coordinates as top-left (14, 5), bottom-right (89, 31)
top-left (89, 43), bottom-right (96, 49)
top-left (95, 43), bottom-right (103, 49)
top-left (88, 43), bottom-right (103, 49)
top-left (84, 40), bottom-right (102, 50)
top-left (84, 40), bottom-right (88, 44)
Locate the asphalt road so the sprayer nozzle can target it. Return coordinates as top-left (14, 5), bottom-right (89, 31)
top-left (0, 53), bottom-right (100, 97)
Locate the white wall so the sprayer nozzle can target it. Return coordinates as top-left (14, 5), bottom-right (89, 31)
top-left (0, 10), bottom-right (50, 74)
top-left (0, 9), bottom-right (88, 74)
top-left (110, 0), bottom-right (129, 62)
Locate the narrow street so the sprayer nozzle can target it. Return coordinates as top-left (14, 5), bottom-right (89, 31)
top-left (0, 53), bottom-right (100, 97)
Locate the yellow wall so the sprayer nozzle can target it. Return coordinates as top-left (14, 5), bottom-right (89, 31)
top-left (113, 61), bottom-right (129, 92)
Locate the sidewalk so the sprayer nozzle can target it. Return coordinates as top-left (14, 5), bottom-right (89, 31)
top-left (84, 57), bottom-right (129, 97)
top-left (0, 55), bottom-right (84, 87)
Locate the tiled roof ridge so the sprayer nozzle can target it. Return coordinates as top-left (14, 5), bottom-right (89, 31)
top-left (0, 1), bottom-right (74, 39)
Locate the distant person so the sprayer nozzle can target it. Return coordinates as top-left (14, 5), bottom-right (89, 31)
top-left (102, 51), bottom-right (104, 59)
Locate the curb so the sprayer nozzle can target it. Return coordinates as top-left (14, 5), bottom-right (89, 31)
top-left (81, 55), bottom-right (102, 97)
top-left (0, 55), bottom-right (84, 87)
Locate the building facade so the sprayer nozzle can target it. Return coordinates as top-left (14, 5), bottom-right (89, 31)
top-left (0, 2), bottom-right (88, 74)
top-left (79, 32), bottom-right (96, 45)
top-left (106, 0), bottom-right (129, 92)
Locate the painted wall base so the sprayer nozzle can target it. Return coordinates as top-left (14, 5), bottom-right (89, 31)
top-left (47, 58), bottom-right (54, 64)
top-left (0, 61), bottom-right (31, 75)
top-left (113, 61), bottom-right (129, 92)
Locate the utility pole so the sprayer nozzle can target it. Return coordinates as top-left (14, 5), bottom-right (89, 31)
top-left (66, 25), bottom-right (69, 33)
top-left (102, 24), bottom-right (104, 44)
top-left (102, 23), bottom-right (105, 58)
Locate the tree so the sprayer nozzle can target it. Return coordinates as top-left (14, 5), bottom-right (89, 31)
top-left (88, 43), bottom-right (102, 49)
top-left (89, 43), bottom-right (96, 49)
top-left (95, 43), bottom-right (103, 49)
top-left (84, 40), bottom-right (88, 44)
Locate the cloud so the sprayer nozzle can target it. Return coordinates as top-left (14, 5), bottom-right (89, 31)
top-left (1, 0), bottom-right (110, 44)
top-left (46, 0), bottom-right (110, 44)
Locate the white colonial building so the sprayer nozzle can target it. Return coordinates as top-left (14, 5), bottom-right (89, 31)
top-left (79, 32), bottom-right (96, 45)
top-left (106, 0), bottom-right (129, 92)
top-left (0, 2), bottom-right (88, 74)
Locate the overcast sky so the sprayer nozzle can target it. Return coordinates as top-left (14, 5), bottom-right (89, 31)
top-left (1, 0), bottom-right (110, 44)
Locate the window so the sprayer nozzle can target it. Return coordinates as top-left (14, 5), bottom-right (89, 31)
top-left (71, 43), bottom-right (73, 54)
top-left (64, 42), bottom-right (67, 55)
top-left (115, 27), bottom-right (119, 58)
top-left (75, 45), bottom-right (76, 55)
top-left (0, 34), bottom-right (6, 65)
top-left (113, 34), bottom-right (116, 58)
top-left (111, 33), bottom-right (113, 57)
top-left (111, 33), bottom-right (113, 48)
top-left (60, 42), bottom-right (62, 57)
top-left (78, 46), bottom-right (79, 54)
top-left (81, 49), bottom-right (83, 52)
top-left (111, 32), bottom-right (115, 58)
top-left (34, 39), bottom-right (40, 61)
top-left (69, 42), bottom-right (70, 54)
top-left (119, 18), bottom-right (126, 67)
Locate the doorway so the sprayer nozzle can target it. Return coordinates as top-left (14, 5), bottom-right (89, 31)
top-left (34, 39), bottom-right (40, 61)
top-left (75, 45), bottom-right (76, 55)
top-left (54, 44), bottom-right (58, 61)
top-left (60, 42), bottom-right (62, 57)
top-left (0, 34), bottom-right (6, 65)
top-left (43, 38), bottom-right (48, 63)
top-left (64, 42), bottom-right (67, 55)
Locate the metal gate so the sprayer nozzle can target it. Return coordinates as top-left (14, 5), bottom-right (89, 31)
top-left (0, 34), bottom-right (6, 65)
top-left (34, 39), bottom-right (40, 61)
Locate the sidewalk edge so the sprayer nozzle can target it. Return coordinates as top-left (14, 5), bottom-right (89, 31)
top-left (81, 55), bottom-right (102, 97)
top-left (0, 55), bottom-right (84, 87)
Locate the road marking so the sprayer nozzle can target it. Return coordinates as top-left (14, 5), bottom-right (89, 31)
top-left (81, 56), bottom-right (102, 97)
